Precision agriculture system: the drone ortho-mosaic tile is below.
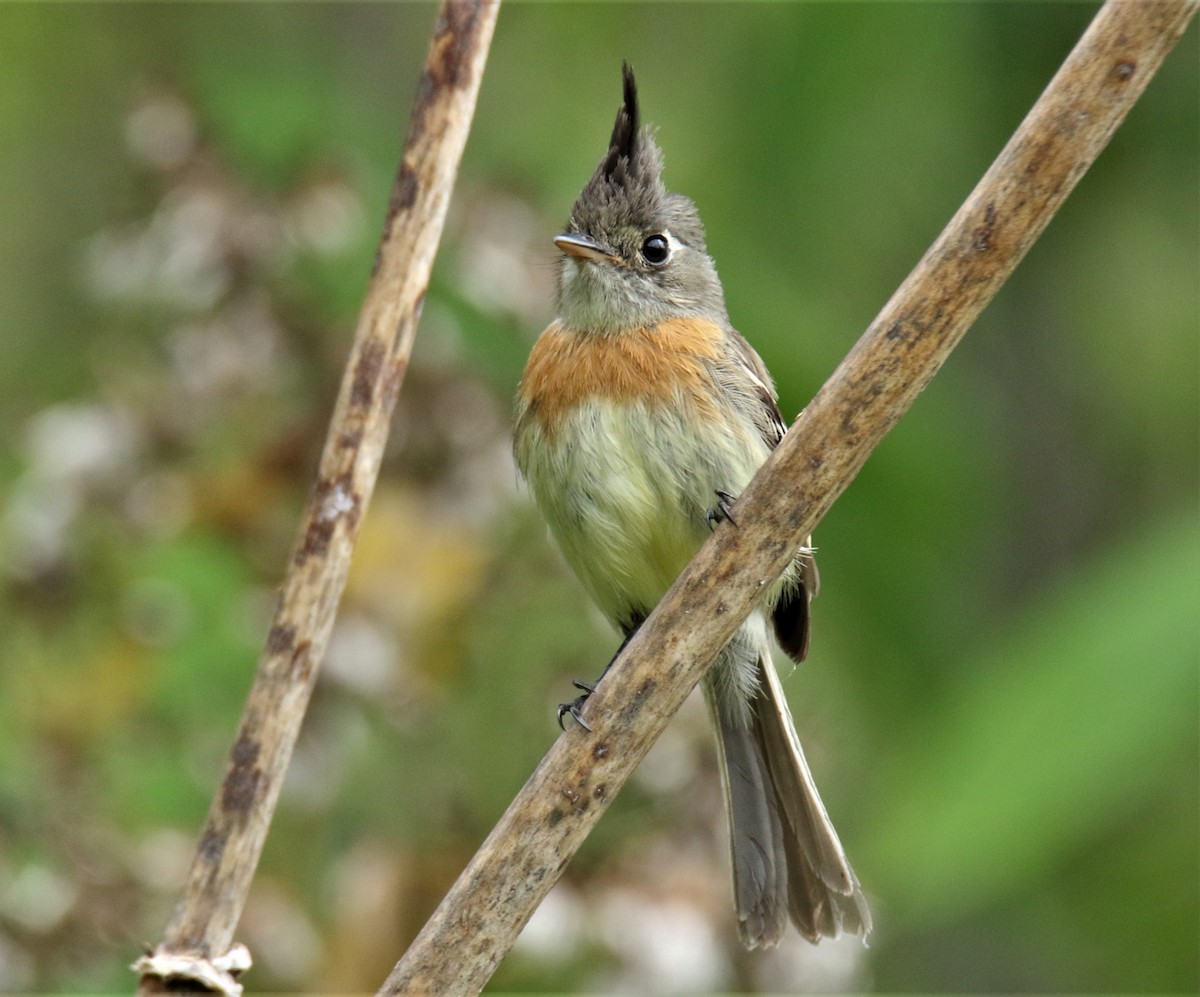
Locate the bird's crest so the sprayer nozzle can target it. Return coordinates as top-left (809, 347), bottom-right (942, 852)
top-left (569, 63), bottom-right (667, 236)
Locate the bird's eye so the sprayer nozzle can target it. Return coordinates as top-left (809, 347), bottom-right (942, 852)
top-left (641, 234), bottom-right (670, 265)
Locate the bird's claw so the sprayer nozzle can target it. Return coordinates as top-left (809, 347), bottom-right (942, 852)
top-left (557, 680), bottom-right (596, 731)
top-left (705, 489), bottom-right (739, 530)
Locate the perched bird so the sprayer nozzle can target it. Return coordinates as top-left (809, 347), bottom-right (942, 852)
top-left (513, 64), bottom-right (870, 947)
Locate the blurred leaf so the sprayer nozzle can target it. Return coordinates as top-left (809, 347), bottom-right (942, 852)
top-left (133, 531), bottom-right (260, 717)
top-left (866, 507), bottom-right (1198, 926)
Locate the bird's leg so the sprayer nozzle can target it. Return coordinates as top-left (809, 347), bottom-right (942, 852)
top-left (557, 623), bottom-right (640, 731)
top-left (705, 489), bottom-right (739, 530)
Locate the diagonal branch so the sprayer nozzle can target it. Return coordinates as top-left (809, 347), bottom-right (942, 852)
top-left (378, 1), bottom-right (1197, 993)
top-left (134, 2), bottom-right (500, 993)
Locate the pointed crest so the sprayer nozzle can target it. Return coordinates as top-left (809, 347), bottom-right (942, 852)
top-left (568, 62), bottom-right (667, 239)
top-left (601, 62), bottom-right (639, 180)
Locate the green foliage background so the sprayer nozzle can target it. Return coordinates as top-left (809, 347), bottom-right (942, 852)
top-left (0, 3), bottom-right (1195, 992)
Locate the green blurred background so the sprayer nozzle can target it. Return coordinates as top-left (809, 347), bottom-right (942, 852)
top-left (0, 3), bottom-right (1195, 992)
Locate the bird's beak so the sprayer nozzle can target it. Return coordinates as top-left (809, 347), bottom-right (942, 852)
top-left (554, 234), bottom-right (613, 264)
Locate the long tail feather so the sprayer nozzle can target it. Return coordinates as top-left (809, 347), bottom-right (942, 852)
top-left (705, 623), bottom-right (871, 948)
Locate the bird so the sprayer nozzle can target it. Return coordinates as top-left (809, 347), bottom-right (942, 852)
top-left (513, 63), bottom-right (871, 948)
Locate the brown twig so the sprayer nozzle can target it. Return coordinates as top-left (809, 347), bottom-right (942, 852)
top-left (378, 2), bottom-right (1197, 994)
top-left (134, 2), bottom-right (501, 993)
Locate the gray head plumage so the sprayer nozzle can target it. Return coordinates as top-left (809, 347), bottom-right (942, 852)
top-left (567, 64), bottom-right (709, 253)
top-left (556, 63), bottom-right (725, 333)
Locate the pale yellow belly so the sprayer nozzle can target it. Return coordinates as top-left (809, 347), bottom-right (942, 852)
top-left (519, 396), bottom-right (769, 629)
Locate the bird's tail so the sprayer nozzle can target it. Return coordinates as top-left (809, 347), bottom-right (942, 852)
top-left (704, 634), bottom-right (871, 948)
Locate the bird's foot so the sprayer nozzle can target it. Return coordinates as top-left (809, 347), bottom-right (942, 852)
top-left (557, 680), bottom-right (597, 731)
top-left (705, 489), bottom-right (739, 530)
